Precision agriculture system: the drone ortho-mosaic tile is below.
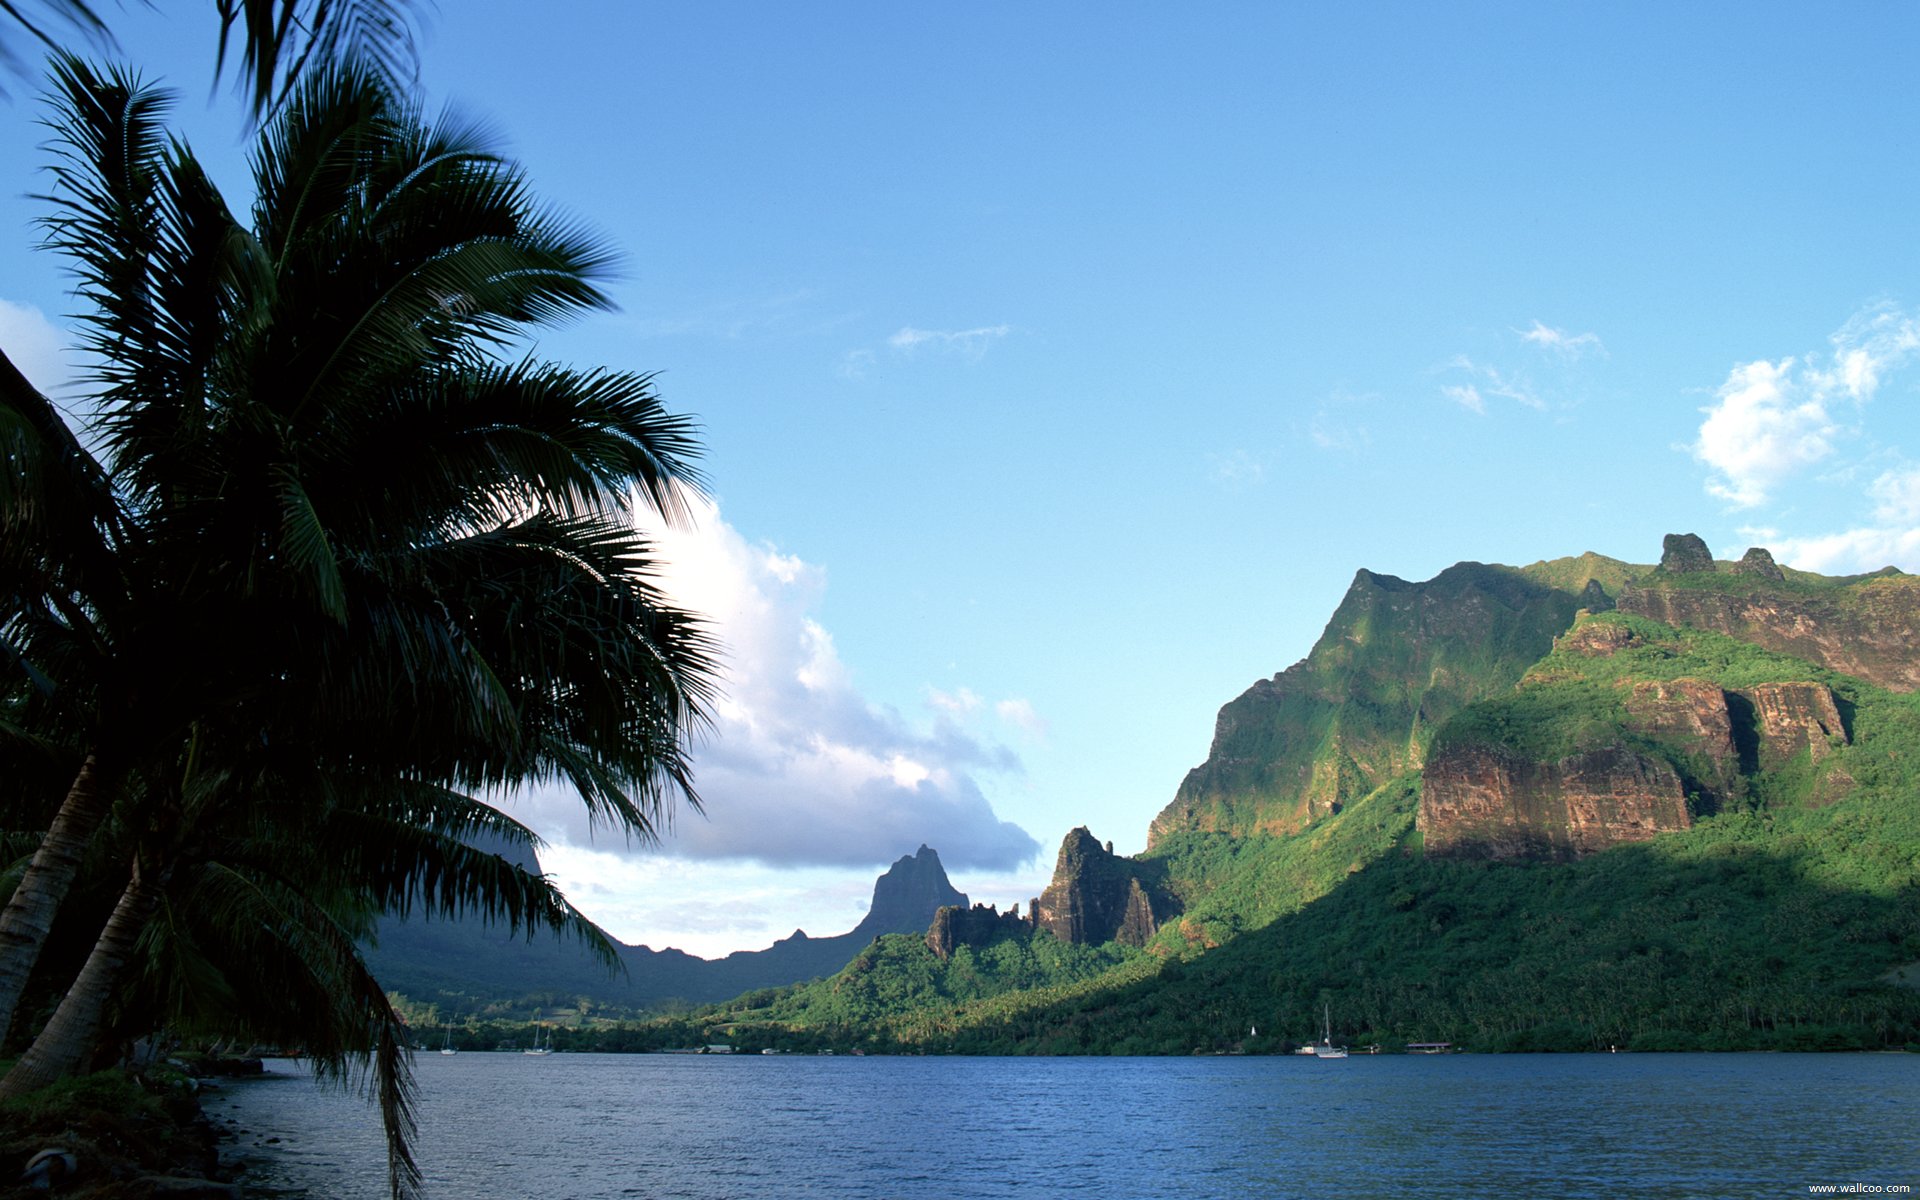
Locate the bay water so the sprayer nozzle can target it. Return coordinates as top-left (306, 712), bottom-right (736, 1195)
top-left (203, 1052), bottom-right (1920, 1199)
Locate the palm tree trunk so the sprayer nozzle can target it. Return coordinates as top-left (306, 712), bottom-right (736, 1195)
top-left (0, 753), bottom-right (117, 1042)
top-left (0, 864), bottom-right (158, 1099)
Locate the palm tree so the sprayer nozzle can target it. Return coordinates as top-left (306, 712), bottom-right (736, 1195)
top-left (0, 320), bottom-right (130, 1042)
top-left (15, 735), bottom-right (630, 1197)
top-left (0, 56), bottom-right (716, 1191)
top-left (0, 0), bottom-right (419, 114)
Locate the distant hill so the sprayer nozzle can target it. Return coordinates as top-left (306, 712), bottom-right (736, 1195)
top-left (364, 844), bottom-right (965, 1017)
top-left (689, 535), bottom-right (1920, 1055)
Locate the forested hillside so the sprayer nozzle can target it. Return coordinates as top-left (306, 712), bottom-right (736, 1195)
top-left (685, 539), bottom-right (1920, 1054)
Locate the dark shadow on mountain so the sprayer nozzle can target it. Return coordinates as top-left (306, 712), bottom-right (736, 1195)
top-left (902, 840), bottom-right (1920, 1054)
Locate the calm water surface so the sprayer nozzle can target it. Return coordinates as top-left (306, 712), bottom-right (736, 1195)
top-left (203, 1052), bottom-right (1920, 1199)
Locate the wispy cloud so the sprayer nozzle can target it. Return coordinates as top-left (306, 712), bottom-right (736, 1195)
top-left (927, 686), bottom-right (983, 715)
top-left (1440, 321), bottom-right (1602, 415)
top-left (886, 324), bottom-right (1011, 355)
top-left (994, 698), bottom-right (1049, 741)
top-left (1870, 465), bottom-right (1920, 524)
top-left (1442, 383), bottom-right (1485, 415)
top-left (1692, 303), bottom-right (1920, 509)
top-left (1307, 388), bottom-right (1374, 452)
top-left (1518, 320), bottom-right (1605, 359)
top-left (1440, 355), bottom-right (1545, 413)
top-left (1208, 448), bottom-right (1266, 489)
top-left (842, 323), bottom-right (1012, 378)
top-left (628, 289), bottom-right (844, 341)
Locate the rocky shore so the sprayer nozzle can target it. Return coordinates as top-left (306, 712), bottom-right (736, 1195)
top-left (0, 1059), bottom-right (263, 1199)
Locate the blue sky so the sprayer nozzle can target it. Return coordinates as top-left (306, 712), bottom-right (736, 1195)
top-left (5, 3), bottom-right (1920, 956)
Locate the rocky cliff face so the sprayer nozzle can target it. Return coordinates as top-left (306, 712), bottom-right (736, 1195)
top-left (1420, 591), bottom-right (1856, 859)
top-left (1620, 677), bottom-right (1741, 800)
top-left (1420, 742), bottom-right (1694, 860)
top-left (1618, 551), bottom-right (1920, 693)
top-left (1150, 556), bottom-right (1641, 844)
top-left (1031, 827), bottom-right (1171, 947)
top-left (1742, 681), bottom-right (1848, 767)
top-left (925, 902), bottom-right (1030, 960)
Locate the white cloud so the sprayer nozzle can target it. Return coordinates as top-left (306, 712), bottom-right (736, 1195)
top-left (517, 495), bottom-right (1039, 875)
top-left (1870, 466), bottom-right (1920, 524)
top-left (1755, 524), bottom-right (1920, 575)
top-left (1733, 463), bottom-right (1920, 576)
top-left (1701, 305), bottom-right (1920, 570)
top-left (1690, 306), bottom-right (1920, 510)
top-left (0, 300), bottom-right (74, 398)
top-left (1693, 357), bottom-right (1838, 508)
top-left (1518, 320), bottom-right (1604, 359)
top-left (530, 851), bottom-right (880, 959)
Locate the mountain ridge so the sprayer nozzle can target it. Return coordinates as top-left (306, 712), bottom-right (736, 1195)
top-left (365, 844), bottom-right (965, 1016)
top-left (696, 535), bottom-right (1920, 1054)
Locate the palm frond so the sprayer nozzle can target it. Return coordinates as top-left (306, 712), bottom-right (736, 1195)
top-left (0, 1), bottom-right (111, 99)
top-left (214, 0), bottom-right (420, 120)
top-left (35, 58), bottom-right (171, 391)
top-left (267, 463), bottom-right (348, 621)
top-left (166, 860), bottom-right (423, 1198)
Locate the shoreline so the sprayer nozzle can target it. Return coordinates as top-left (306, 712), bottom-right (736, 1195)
top-left (0, 1066), bottom-right (237, 1198)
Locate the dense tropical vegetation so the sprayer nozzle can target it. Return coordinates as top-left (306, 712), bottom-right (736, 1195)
top-left (683, 611), bottom-right (1920, 1055)
top-left (0, 50), bottom-right (712, 1196)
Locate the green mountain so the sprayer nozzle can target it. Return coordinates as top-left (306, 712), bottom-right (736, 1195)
top-left (1149, 553), bottom-right (1641, 843)
top-left (689, 536), bottom-right (1920, 1054)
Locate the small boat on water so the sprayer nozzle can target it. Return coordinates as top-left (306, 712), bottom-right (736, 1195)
top-left (1312, 1003), bottom-right (1348, 1059)
top-left (440, 1023), bottom-right (457, 1056)
top-left (523, 1025), bottom-right (553, 1056)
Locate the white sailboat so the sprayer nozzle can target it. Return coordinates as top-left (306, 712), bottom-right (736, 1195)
top-left (439, 1023), bottom-right (457, 1056)
top-left (1312, 1003), bottom-right (1348, 1059)
top-left (523, 1025), bottom-right (553, 1055)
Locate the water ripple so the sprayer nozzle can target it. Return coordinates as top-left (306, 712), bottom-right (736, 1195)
top-left (203, 1052), bottom-right (1920, 1200)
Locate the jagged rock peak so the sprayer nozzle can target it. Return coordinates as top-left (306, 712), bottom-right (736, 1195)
top-left (855, 845), bottom-right (968, 941)
top-left (1735, 547), bottom-right (1786, 581)
top-left (1033, 828), bottom-right (1169, 947)
top-left (1660, 533), bottom-right (1716, 574)
top-left (1557, 615), bottom-right (1640, 657)
top-left (926, 902), bottom-right (1030, 960)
